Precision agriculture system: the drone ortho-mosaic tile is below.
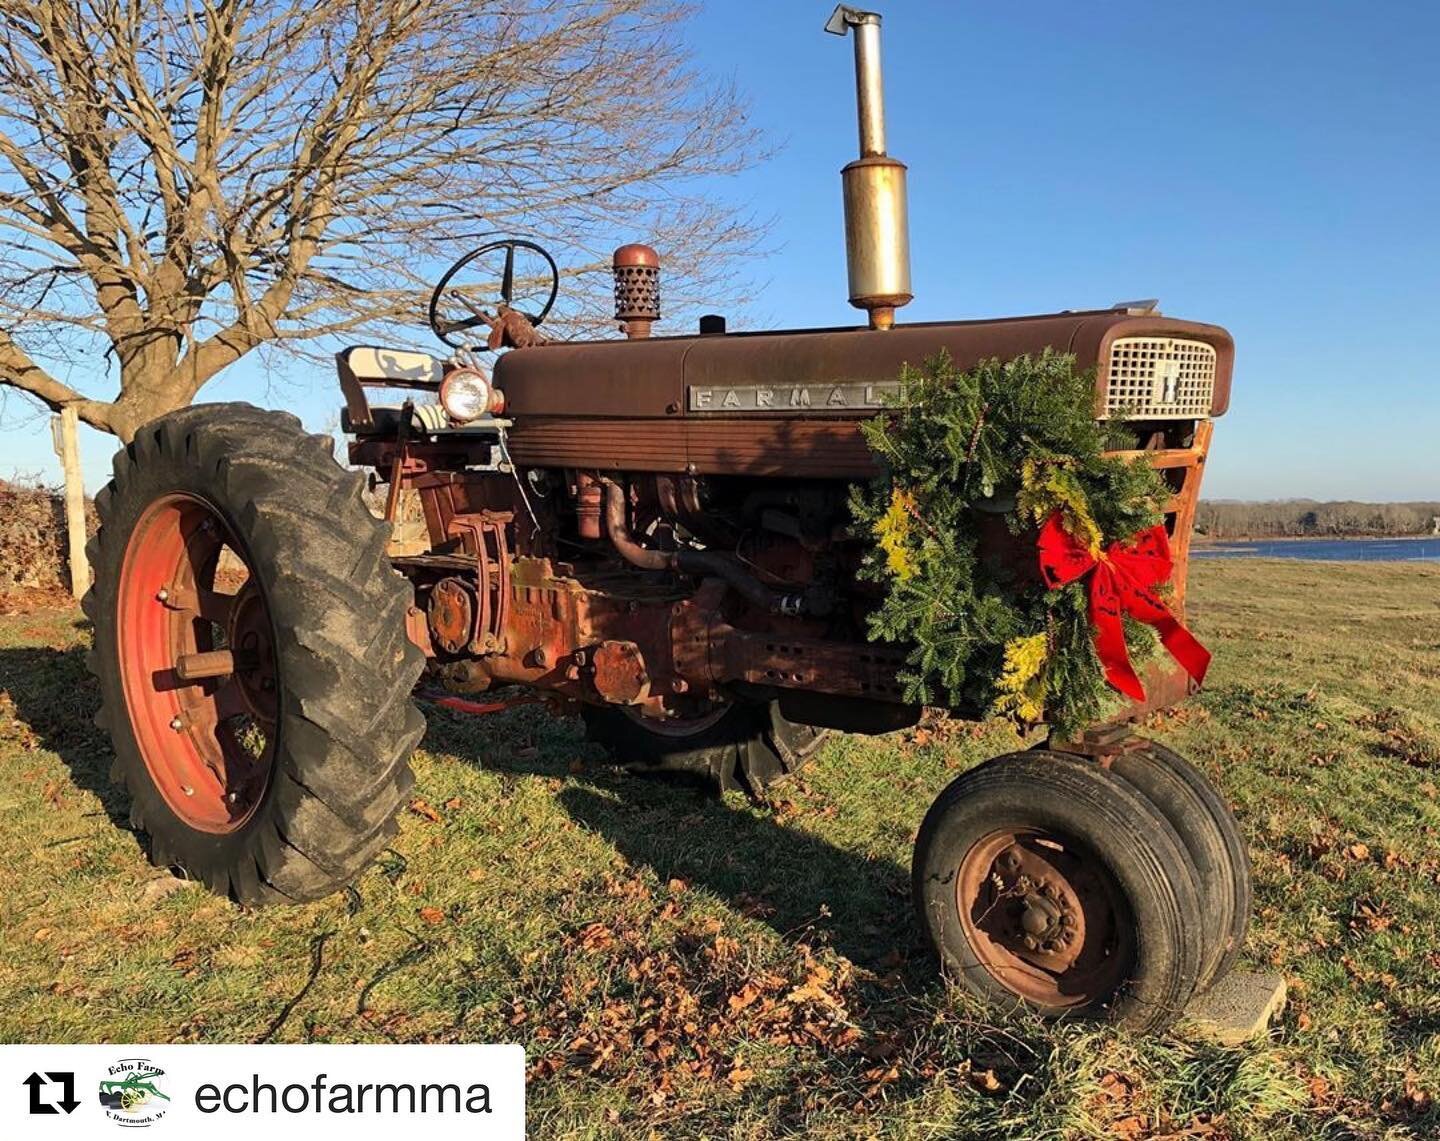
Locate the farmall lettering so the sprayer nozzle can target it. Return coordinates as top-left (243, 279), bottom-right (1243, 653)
top-left (687, 381), bottom-right (902, 413)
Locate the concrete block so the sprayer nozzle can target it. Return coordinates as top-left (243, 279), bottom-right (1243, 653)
top-left (1181, 970), bottom-right (1287, 1046)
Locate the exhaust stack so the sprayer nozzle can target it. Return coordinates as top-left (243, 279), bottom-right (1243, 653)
top-left (826, 5), bottom-right (912, 330)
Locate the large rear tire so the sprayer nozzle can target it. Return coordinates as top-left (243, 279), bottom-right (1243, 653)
top-left (913, 750), bottom-right (1205, 1032)
top-left (84, 403), bottom-right (426, 905)
top-left (582, 699), bottom-right (827, 795)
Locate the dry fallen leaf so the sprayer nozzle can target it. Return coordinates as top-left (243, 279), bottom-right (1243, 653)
top-left (577, 923), bottom-right (614, 951)
top-left (418, 906), bottom-right (445, 925)
top-left (727, 982), bottom-right (763, 1014)
top-left (408, 798), bottom-right (442, 824)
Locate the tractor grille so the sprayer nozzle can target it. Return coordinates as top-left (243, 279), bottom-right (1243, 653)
top-left (1103, 337), bottom-right (1216, 418)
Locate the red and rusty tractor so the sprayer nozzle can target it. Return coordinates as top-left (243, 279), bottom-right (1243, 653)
top-left (85, 7), bottom-right (1246, 1030)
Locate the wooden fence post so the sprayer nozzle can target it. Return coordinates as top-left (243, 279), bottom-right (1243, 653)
top-left (50, 404), bottom-right (89, 599)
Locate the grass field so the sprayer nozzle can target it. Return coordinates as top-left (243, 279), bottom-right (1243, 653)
top-left (2, 558), bottom-right (1439, 1139)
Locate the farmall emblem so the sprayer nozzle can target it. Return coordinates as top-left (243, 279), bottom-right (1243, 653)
top-left (688, 381), bottom-right (902, 413)
top-left (1154, 358), bottom-right (1181, 405)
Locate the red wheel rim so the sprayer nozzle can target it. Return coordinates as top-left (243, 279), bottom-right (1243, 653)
top-left (116, 493), bottom-right (278, 833)
top-left (955, 827), bottom-right (1133, 1008)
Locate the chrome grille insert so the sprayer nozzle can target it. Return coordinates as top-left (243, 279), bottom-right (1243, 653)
top-left (1104, 337), bottom-right (1216, 418)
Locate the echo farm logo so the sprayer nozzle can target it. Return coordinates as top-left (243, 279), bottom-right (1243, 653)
top-left (98, 1058), bottom-right (170, 1126)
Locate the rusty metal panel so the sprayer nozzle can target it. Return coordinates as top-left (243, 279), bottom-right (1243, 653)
top-left (496, 311), bottom-right (1234, 423)
top-left (503, 418), bottom-right (874, 476)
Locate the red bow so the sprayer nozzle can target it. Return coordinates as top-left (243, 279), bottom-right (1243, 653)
top-left (1037, 512), bottom-right (1210, 702)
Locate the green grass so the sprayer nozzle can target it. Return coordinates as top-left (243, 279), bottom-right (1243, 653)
top-left (2, 558), bottom-right (1439, 1138)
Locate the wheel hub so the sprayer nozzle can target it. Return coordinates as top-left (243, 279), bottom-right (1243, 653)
top-left (228, 582), bottom-right (277, 726)
top-left (956, 829), bottom-right (1129, 1007)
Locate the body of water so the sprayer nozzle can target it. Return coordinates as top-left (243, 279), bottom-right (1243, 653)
top-left (1193, 536), bottom-right (1440, 562)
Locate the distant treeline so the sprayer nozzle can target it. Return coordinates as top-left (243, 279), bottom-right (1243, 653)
top-left (1196, 501), bottom-right (1440, 539)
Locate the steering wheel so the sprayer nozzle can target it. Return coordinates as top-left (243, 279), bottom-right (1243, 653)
top-left (428, 239), bottom-right (559, 349)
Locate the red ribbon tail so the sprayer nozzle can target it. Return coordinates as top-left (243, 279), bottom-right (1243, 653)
top-left (1089, 568), bottom-right (1148, 702)
top-left (1153, 613), bottom-right (1212, 690)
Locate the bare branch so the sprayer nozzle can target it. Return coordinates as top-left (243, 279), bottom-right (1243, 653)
top-left (0, 0), bottom-right (769, 438)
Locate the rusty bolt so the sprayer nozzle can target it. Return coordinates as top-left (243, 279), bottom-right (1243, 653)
top-left (564, 665), bottom-right (581, 682)
top-left (574, 649), bottom-right (588, 667)
top-left (671, 678), bottom-right (689, 694)
top-left (532, 647), bottom-right (551, 669)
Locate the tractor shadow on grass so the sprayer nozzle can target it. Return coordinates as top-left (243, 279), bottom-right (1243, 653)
top-left (0, 640), bottom-right (139, 837)
top-left (0, 637), bottom-right (921, 975)
top-left (420, 701), bottom-right (930, 973)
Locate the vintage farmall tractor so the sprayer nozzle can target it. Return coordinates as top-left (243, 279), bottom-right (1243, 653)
top-left (86, 7), bottom-right (1244, 1030)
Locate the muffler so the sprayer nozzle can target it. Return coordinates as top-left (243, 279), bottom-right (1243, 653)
top-left (825, 5), bottom-right (912, 330)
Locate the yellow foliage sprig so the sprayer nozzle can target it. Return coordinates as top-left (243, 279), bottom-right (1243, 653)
top-left (1018, 457), bottom-right (1102, 556)
top-left (992, 632), bottom-right (1049, 722)
top-left (873, 488), bottom-right (920, 580)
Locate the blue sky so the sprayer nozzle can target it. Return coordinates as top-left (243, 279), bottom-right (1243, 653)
top-left (5, 1), bottom-right (1437, 500)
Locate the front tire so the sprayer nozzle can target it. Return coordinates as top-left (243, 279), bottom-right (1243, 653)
top-left (1109, 740), bottom-right (1252, 991)
top-left (84, 403), bottom-right (426, 905)
top-left (913, 750), bottom-right (1205, 1031)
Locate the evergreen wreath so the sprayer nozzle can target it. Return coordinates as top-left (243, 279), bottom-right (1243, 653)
top-left (851, 348), bottom-right (1174, 734)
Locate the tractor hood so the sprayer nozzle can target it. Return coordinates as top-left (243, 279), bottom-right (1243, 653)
top-left (497, 310), bottom-right (1233, 419)
top-left (495, 310), bottom-right (1233, 478)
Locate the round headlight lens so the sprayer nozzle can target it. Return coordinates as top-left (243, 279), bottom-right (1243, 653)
top-left (439, 368), bottom-right (492, 423)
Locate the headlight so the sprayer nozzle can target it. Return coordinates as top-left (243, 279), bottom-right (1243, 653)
top-left (439, 368), bottom-right (493, 423)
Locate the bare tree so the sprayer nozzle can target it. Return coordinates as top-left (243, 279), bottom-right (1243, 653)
top-left (0, 0), bottom-right (764, 440)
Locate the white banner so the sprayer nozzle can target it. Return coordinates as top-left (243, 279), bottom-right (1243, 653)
top-left (0, 1044), bottom-right (523, 1139)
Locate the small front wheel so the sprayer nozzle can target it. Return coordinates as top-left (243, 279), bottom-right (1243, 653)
top-left (913, 750), bottom-right (1205, 1031)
